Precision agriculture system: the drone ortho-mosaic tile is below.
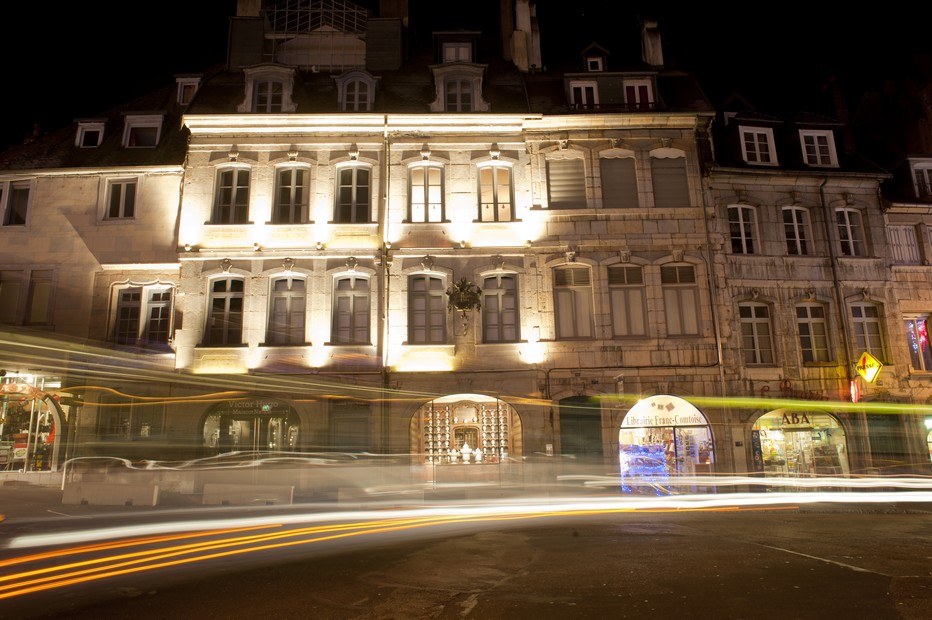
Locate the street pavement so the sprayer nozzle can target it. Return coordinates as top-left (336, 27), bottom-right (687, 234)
top-left (2, 482), bottom-right (932, 619)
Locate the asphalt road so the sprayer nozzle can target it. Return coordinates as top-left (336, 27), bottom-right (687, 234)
top-left (2, 486), bottom-right (932, 620)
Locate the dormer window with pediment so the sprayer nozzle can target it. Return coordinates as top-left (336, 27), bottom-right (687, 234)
top-left (585, 55), bottom-right (604, 72)
top-left (75, 120), bottom-right (105, 148)
top-left (237, 65), bottom-right (297, 113)
top-left (430, 64), bottom-right (489, 112)
top-left (122, 114), bottom-right (164, 148)
top-left (333, 70), bottom-right (378, 111)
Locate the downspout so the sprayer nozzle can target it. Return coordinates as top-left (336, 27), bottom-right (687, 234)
top-left (379, 115), bottom-right (391, 454)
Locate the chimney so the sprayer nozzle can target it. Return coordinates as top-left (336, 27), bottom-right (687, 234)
top-left (237, 0), bottom-right (262, 17)
top-left (641, 20), bottom-right (663, 69)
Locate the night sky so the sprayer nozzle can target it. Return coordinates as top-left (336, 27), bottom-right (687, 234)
top-left (1, 2), bottom-right (930, 152)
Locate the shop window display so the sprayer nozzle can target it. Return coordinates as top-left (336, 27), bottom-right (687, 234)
top-left (752, 411), bottom-right (849, 478)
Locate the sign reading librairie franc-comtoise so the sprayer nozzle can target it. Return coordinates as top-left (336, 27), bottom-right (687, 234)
top-left (621, 396), bottom-right (708, 428)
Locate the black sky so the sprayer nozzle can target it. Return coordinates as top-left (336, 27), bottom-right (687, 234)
top-left (2, 2), bottom-right (931, 152)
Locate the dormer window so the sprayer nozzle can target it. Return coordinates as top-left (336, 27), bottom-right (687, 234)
top-left (623, 78), bottom-right (654, 111)
top-left (334, 71), bottom-right (378, 112)
top-left (585, 55), bottom-right (604, 72)
top-left (238, 65), bottom-right (297, 113)
top-left (430, 64), bottom-right (489, 112)
top-left (739, 126), bottom-right (777, 166)
top-left (911, 160), bottom-right (932, 199)
top-left (570, 81), bottom-right (598, 109)
top-left (176, 76), bottom-right (201, 106)
top-left (800, 129), bottom-right (838, 167)
top-left (443, 42), bottom-right (472, 63)
top-left (122, 114), bottom-right (163, 148)
top-left (75, 120), bottom-right (105, 148)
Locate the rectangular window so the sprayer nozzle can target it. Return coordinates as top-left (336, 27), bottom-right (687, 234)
top-left (206, 278), bottom-right (244, 346)
top-left (254, 80), bottom-right (283, 112)
top-left (739, 302), bottom-right (774, 365)
top-left (408, 275), bottom-right (447, 344)
top-left (608, 265), bottom-right (646, 337)
top-left (851, 303), bottom-right (886, 360)
top-left (836, 208), bottom-right (866, 257)
top-left (482, 274), bottom-right (519, 343)
top-left (445, 80), bottom-right (472, 111)
top-left (889, 225), bottom-right (921, 264)
top-left (114, 286), bottom-right (173, 348)
top-left (554, 267), bottom-right (593, 339)
top-left (266, 277), bottom-right (306, 346)
top-left (546, 159), bottom-right (586, 209)
top-left (25, 269), bottom-right (52, 325)
top-left (97, 401), bottom-right (163, 439)
top-left (273, 168), bottom-right (309, 224)
top-left (409, 165), bottom-right (445, 222)
top-left (651, 157), bottom-right (689, 207)
top-left (477, 165), bottom-right (514, 222)
top-left (123, 115), bottom-right (163, 148)
top-left (800, 130), bottom-right (837, 167)
top-left (570, 81), bottom-right (598, 109)
top-left (600, 157), bottom-right (638, 208)
top-left (332, 276), bottom-right (370, 345)
top-left (660, 265), bottom-right (698, 336)
top-left (906, 317), bottom-right (932, 371)
top-left (335, 166), bottom-right (371, 223)
top-left (797, 304), bottom-right (831, 363)
top-left (0, 270), bottom-right (23, 324)
top-left (783, 206), bottom-right (812, 255)
top-left (623, 79), bottom-right (653, 110)
top-left (76, 122), bottom-right (104, 148)
top-left (213, 168), bottom-right (250, 224)
top-left (3, 181), bottom-right (30, 226)
top-left (728, 205), bottom-right (757, 254)
top-left (912, 164), bottom-right (932, 199)
top-left (106, 179), bottom-right (137, 219)
top-left (442, 42), bottom-right (472, 62)
top-left (740, 127), bottom-right (776, 165)
top-left (344, 79), bottom-right (370, 111)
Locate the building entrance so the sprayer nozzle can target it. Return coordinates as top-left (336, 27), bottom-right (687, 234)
top-left (203, 398), bottom-right (298, 454)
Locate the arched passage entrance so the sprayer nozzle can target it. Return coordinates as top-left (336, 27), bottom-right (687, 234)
top-left (409, 394), bottom-right (523, 464)
top-left (618, 395), bottom-right (714, 491)
top-left (202, 397), bottom-right (299, 454)
top-left (751, 410), bottom-right (850, 477)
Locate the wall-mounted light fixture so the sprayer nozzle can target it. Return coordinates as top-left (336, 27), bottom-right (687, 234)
top-left (316, 241), bottom-right (324, 250)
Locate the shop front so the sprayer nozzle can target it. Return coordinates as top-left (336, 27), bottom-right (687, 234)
top-left (0, 381), bottom-right (65, 472)
top-left (202, 398), bottom-right (299, 454)
top-left (751, 410), bottom-right (850, 477)
top-left (618, 395), bottom-right (714, 493)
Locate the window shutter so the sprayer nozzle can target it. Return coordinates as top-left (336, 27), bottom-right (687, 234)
top-left (600, 158), bottom-right (638, 208)
top-left (547, 159), bottom-right (586, 209)
top-left (651, 157), bottom-right (689, 208)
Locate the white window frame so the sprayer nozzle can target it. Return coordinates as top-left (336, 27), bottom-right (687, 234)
top-left (331, 275), bottom-right (371, 345)
top-left (205, 277), bottom-right (244, 346)
top-left (554, 266), bottom-right (594, 340)
top-left (728, 205), bottom-right (758, 254)
top-left (75, 121), bottom-right (105, 148)
top-left (800, 129), bottom-right (838, 167)
top-left (783, 206), bottom-right (812, 256)
top-left (851, 302), bottom-right (886, 361)
top-left (661, 265), bottom-right (699, 336)
top-left (443, 42), bottom-right (472, 62)
top-left (911, 161), bottom-right (932, 199)
top-left (477, 162), bottom-right (514, 222)
top-left (739, 126), bottom-right (777, 166)
top-left (797, 303), bottom-right (831, 363)
top-left (238, 66), bottom-right (296, 113)
top-left (105, 177), bottom-right (138, 220)
top-left (608, 265), bottom-right (647, 337)
top-left (585, 55), bottom-right (604, 72)
top-left (836, 207), bottom-right (867, 257)
top-left (569, 80), bottom-right (599, 109)
top-left (344, 79), bottom-right (370, 111)
top-left (266, 276), bottom-right (307, 346)
top-left (889, 225), bottom-right (922, 264)
top-left (408, 274), bottom-right (447, 344)
top-left (1, 179), bottom-right (32, 226)
top-left (112, 284), bottom-right (174, 348)
top-left (623, 78), bottom-right (654, 110)
top-left (334, 163), bottom-right (372, 223)
top-left (122, 114), bottom-right (163, 148)
top-left (408, 162), bottom-right (445, 223)
top-left (272, 166), bottom-right (310, 224)
top-left (176, 77), bottom-right (201, 105)
top-left (739, 301), bottom-right (775, 365)
top-left (445, 79), bottom-right (474, 112)
top-left (482, 273), bottom-right (520, 343)
top-left (212, 166), bottom-right (252, 225)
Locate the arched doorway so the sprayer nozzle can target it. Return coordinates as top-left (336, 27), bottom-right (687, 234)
top-left (202, 397), bottom-right (299, 454)
top-left (618, 395), bottom-right (714, 492)
top-left (751, 410), bottom-right (850, 477)
top-left (409, 394), bottom-right (523, 464)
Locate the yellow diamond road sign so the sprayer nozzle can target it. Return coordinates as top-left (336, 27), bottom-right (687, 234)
top-left (855, 351), bottom-right (883, 383)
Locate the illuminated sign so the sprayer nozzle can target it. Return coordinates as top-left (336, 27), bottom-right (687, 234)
top-left (855, 351), bottom-right (883, 383)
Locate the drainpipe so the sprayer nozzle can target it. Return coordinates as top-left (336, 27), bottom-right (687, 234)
top-left (379, 115), bottom-right (391, 454)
